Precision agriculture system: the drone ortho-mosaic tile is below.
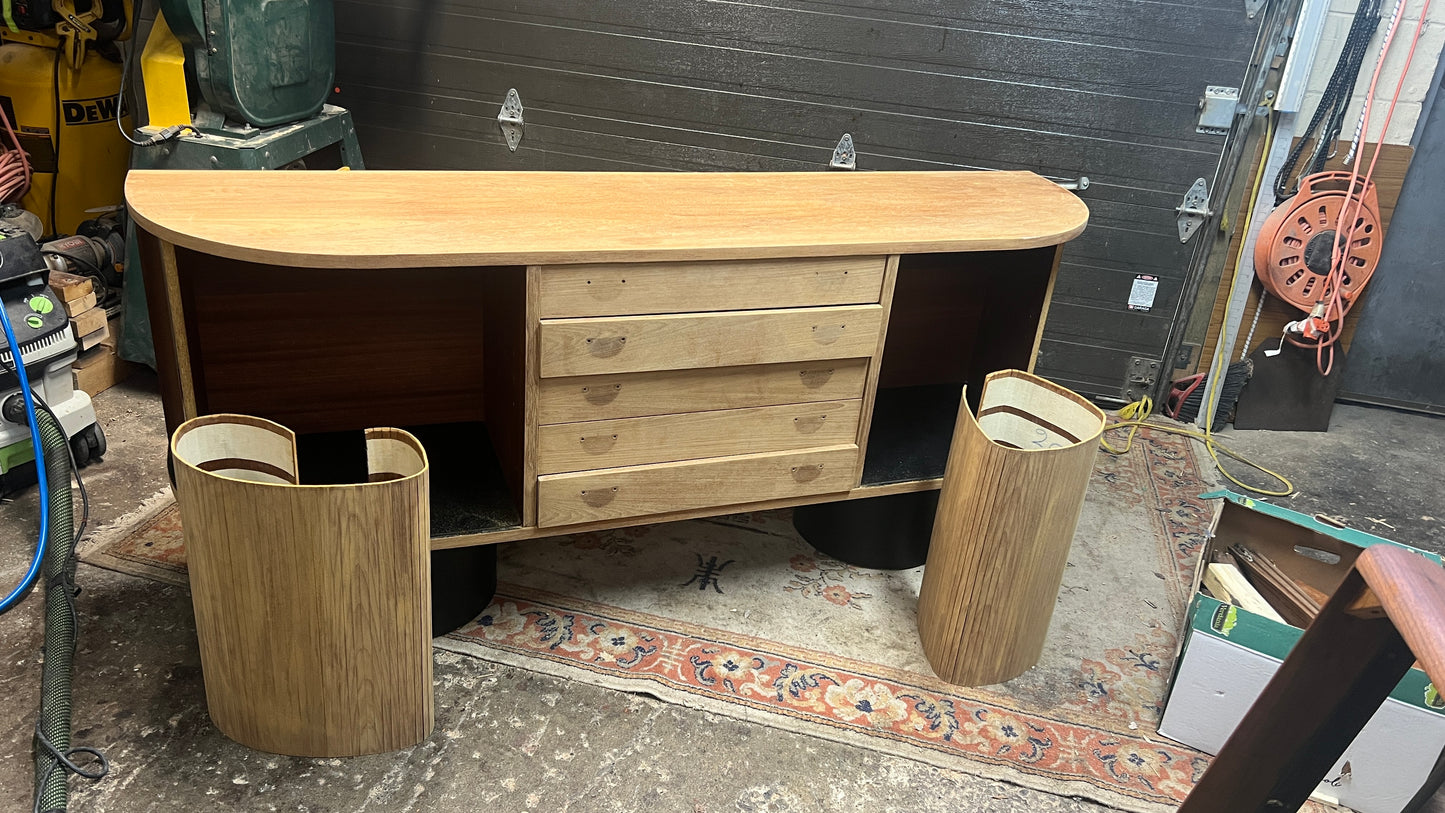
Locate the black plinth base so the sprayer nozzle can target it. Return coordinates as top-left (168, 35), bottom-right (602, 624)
top-left (792, 491), bottom-right (940, 570)
top-left (431, 545), bottom-right (498, 636)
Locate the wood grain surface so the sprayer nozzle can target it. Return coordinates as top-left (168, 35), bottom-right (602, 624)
top-left (171, 416), bottom-right (433, 757)
top-left (537, 305), bottom-right (883, 378)
top-left (536, 400), bottom-right (862, 474)
top-left (916, 370), bottom-right (1105, 686)
top-left (125, 171), bottom-right (1088, 268)
top-left (536, 360), bottom-right (870, 424)
top-left (537, 256), bottom-right (886, 317)
top-left (536, 444), bottom-right (859, 527)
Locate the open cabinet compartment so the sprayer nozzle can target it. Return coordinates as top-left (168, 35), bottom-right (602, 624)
top-left (861, 247), bottom-right (1057, 485)
top-left (174, 249), bottom-right (528, 537)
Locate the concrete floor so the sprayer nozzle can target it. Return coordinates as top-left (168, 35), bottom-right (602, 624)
top-left (0, 377), bottom-right (1441, 812)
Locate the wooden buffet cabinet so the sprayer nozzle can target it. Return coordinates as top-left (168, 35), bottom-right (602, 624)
top-left (128, 170), bottom-right (1088, 549)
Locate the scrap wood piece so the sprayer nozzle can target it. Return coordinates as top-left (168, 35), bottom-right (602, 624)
top-left (1203, 562), bottom-right (1286, 623)
top-left (1230, 543), bottom-right (1323, 628)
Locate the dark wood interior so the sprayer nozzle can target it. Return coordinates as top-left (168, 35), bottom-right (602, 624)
top-left (863, 247), bottom-right (1057, 484)
top-left (177, 249), bottom-right (497, 434)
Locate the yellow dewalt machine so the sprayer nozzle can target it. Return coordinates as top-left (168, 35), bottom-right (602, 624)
top-left (0, 0), bottom-right (133, 237)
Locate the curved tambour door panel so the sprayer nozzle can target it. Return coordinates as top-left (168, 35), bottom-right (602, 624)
top-left (916, 370), bottom-right (1106, 687)
top-left (171, 415), bottom-right (432, 757)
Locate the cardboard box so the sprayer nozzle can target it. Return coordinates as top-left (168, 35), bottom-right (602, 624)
top-left (1160, 490), bottom-right (1445, 813)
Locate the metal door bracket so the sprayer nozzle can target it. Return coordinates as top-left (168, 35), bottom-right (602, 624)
top-left (829, 134), bottom-right (856, 170)
top-left (498, 88), bottom-right (524, 152)
top-left (1058, 175), bottom-right (1090, 192)
top-left (1122, 356), bottom-right (1161, 402)
top-left (1176, 178), bottom-right (1213, 243)
top-left (1244, 0), bottom-right (1265, 18)
top-left (1197, 86), bottom-right (1240, 134)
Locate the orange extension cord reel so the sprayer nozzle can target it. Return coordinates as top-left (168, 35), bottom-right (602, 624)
top-left (1254, 171), bottom-right (1383, 321)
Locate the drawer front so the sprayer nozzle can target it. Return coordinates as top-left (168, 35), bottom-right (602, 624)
top-left (538, 305), bottom-right (883, 378)
top-left (537, 445), bottom-right (859, 527)
top-left (537, 256), bottom-right (887, 317)
top-left (537, 400), bottom-right (862, 474)
top-left (537, 360), bottom-right (870, 423)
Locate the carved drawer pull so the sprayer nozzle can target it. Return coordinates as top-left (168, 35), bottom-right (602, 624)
top-left (581, 383), bottom-right (622, 405)
top-left (579, 434), bottom-right (618, 454)
top-left (585, 336), bottom-right (628, 357)
top-left (798, 368), bottom-right (834, 388)
top-left (793, 414), bottom-right (828, 434)
top-left (580, 486), bottom-right (618, 507)
top-left (790, 463), bottom-right (824, 483)
top-left (810, 323), bottom-right (847, 345)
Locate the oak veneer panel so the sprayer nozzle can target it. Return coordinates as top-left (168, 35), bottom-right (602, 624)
top-left (126, 171), bottom-right (1089, 268)
top-left (536, 444), bottom-right (859, 527)
top-left (538, 305), bottom-right (883, 378)
top-left (536, 256), bottom-right (886, 317)
top-left (171, 416), bottom-right (433, 757)
top-left (536, 400), bottom-right (861, 474)
top-left (917, 370), bottom-right (1105, 686)
top-left (536, 360), bottom-right (869, 423)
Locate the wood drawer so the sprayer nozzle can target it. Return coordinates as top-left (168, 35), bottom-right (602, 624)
top-left (537, 400), bottom-right (862, 474)
top-left (536, 445), bottom-right (859, 528)
top-left (537, 305), bottom-right (883, 378)
top-left (536, 256), bottom-right (887, 317)
top-left (537, 360), bottom-right (870, 423)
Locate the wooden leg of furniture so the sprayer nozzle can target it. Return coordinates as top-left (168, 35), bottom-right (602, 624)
top-left (171, 415), bottom-right (434, 757)
top-left (1180, 544), bottom-right (1445, 812)
top-left (916, 370), bottom-right (1105, 686)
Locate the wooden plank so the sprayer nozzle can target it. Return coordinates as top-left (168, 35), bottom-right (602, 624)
top-left (537, 400), bottom-right (862, 474)
top-left (1203, 562), bottom-right (1286, 623)
top-left (523, 266), bottom-right (541, 526)
top-left (852, 254), bottom-right (899, 484)
top-left (62, 290), bottom-right (97, 317)
top-left (430, 475), bottom-right (944, 550)
top-left (125, 171), bottom-right (1089, 269)
top-left (537, 305), bottom-right (883, 378)
top-left (47, 270), bottom-right (93, 303)
top-left (537, 256), bottom-right (887, 317)
top-left (70, 305), bottom-right (107, 338)
top-left (77, 323), bottom-right (109, 351)
top-left (537, 359), bottom-right (870, 424)
top-left (536, 444), bottom-right (859, 527)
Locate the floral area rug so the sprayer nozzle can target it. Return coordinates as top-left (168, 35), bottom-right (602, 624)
top-left (82, 428), bottom-right (1233, 812)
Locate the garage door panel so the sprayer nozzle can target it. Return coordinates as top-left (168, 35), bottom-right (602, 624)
top-left (333, 0), bottom-right (1271, 399)
top-left (336, 49), bottom-right (1231, 189)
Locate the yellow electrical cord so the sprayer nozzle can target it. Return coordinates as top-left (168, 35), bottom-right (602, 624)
top-left (1100, 100), bottom-right (1295, 498)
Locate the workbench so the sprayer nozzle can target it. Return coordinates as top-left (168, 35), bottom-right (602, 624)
top-left (127, 170), bottom-right (1088, 550)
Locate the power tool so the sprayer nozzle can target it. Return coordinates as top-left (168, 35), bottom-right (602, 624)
top-left (0, 226), bottom-right (105, 489)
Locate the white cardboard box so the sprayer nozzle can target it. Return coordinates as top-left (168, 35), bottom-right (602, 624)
top-left (1159, 490), bottom-right (1445, 813)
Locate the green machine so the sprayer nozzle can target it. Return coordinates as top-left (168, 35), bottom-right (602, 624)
top-left (158, 0), bottom-right (337, 128)
top-left (119, 0), bottom-right (364, 366)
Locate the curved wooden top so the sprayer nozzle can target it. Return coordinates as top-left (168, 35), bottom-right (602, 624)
top-left (126, 170), bottom-right (1088, 268)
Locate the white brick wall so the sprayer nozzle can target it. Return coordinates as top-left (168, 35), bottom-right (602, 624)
top-left (1302, 0), bottom-right (1444, 144)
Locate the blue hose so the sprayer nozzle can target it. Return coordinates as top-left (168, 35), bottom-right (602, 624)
top-left (0, 301), bottom-right (51, 614)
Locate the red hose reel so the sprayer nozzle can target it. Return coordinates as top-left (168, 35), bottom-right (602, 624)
top-left (1254, 171), bottom-right (1382, 322)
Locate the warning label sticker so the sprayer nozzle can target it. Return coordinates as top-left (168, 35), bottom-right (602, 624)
top-left (1128, 275), bottom-right (1159, 312)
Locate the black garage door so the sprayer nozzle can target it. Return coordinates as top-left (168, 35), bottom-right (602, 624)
top-left (331, 0), bottom-right (1280, 400)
